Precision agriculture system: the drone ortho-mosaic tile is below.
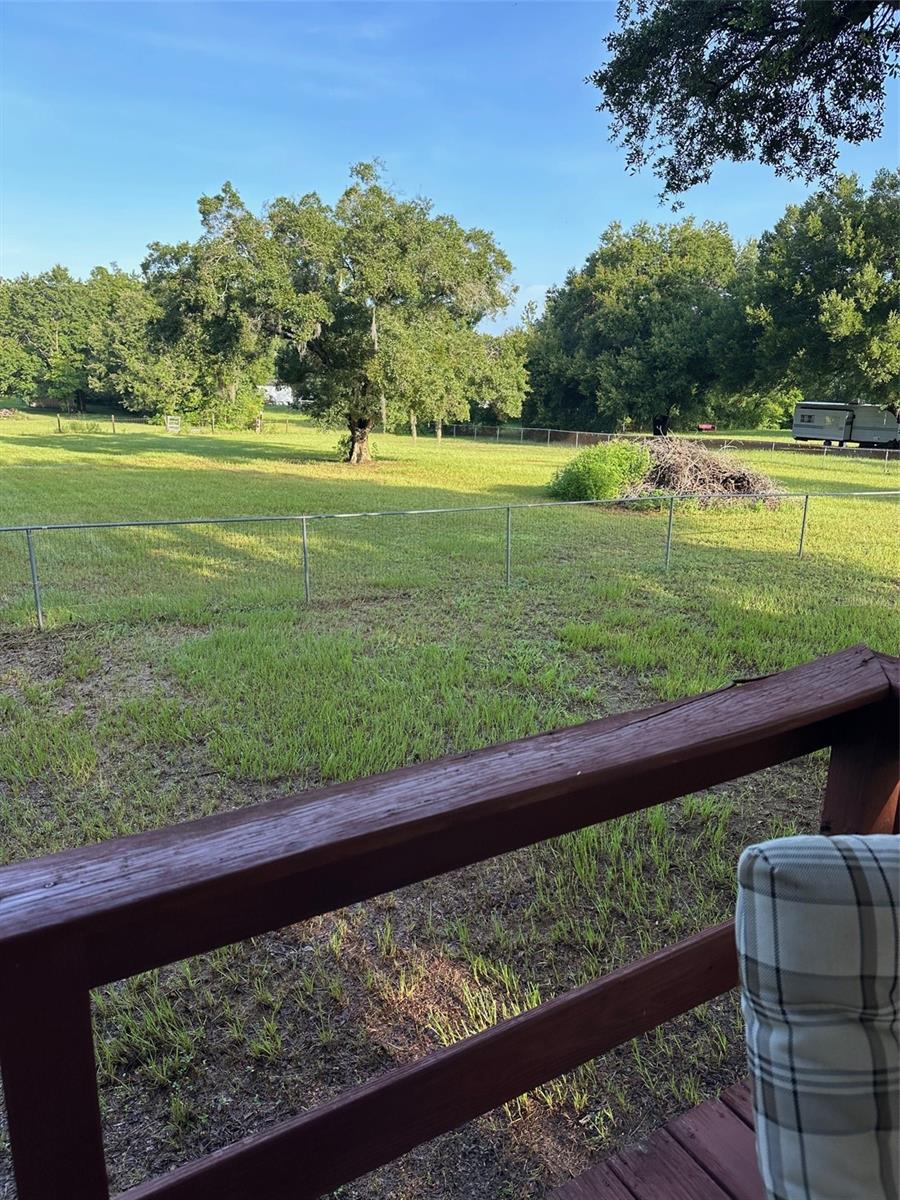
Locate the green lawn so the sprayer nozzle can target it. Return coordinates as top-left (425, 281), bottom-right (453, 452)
top-left (0, 411), bottom-right (898, 1197)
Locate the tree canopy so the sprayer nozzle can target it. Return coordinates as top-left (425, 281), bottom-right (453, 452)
top-left (142, 165), bottom-right (521, 459)
top-left (273, 165), bottom-right (519, 459)
top-left (592, 1), bottom-right (900, 199)
top-left (1, 165), bottom-right (895, 440)
top-left (750, 168), bottom-right (900, 406)
top-left (526, 219), bottom-right (753, 431)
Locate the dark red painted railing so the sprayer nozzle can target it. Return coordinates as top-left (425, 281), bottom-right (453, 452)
top-left (1, 644), bottom-right (897, 1199)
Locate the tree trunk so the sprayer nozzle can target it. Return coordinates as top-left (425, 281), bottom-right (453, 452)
top-left (348, 418), bottom-right (373, 464)
top-left (436, 417), bottom-right (443, 442)
top-left (410, 410), bottom-right (417, 441)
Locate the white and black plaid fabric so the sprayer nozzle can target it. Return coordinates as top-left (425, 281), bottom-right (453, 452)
top-left (736, 834), bottom-right (899, 1200)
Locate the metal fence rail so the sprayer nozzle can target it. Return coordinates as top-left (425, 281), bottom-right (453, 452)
top-left (1, 490), bottom-right (897, 631)
top-left (435, 423), bottom-right (900, 462)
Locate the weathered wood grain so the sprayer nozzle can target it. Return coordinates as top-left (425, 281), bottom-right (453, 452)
top-left (667, 1095), bottom-right (765, 1199)
top-left (610, 1131), bottom-right (733, 1200)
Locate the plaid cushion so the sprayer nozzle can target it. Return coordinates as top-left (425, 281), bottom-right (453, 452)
top-left (736, 835), bottom-right (899, 1200)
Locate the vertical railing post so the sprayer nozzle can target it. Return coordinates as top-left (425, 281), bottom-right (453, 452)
top-left (496, 426), bottom-right (500, 442)
top-left (520, 427), bottom-right (524, 443)
top-left (505, 506), bottom-right (512, 587)
top-left (0, 940), bottom-right (110, 1199)
top-left (664, 495), bottom-right (675, 570)
top-left (546, 429), bottom-right (551, 446)
top-left (797, 494), bottom-right (810, 558)
top-left (301, 517), bottom-right (311, 603)
top-left (473, 425), bottom-right (477, 440)
top-left (575, 431), bottom-right (580, 448)
top-left (821, 696), bottom-right (900, 836)
top-left (25, 529), bottom-right (44, 631)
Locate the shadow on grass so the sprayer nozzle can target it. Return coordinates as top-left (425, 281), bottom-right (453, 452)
top-left (0, 431), bottom-right (355, 468)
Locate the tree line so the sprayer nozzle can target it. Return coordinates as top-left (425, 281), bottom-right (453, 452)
top-left (1, 165), bottom-right (897, 455)
top-left (0, 165), bottom-right (527, 462)
top-left (525, 168), bottom-right (899, 433)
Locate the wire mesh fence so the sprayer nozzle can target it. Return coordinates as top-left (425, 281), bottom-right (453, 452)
top-left (436, 423), bottom-right (900, 462)
top-left (1, 491), bottom-right (897, 629)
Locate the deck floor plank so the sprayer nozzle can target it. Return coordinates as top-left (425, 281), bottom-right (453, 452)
top-left (720, 1081), bottom-right (755, 1128)
top-left (549, 1085), bottom-right (763, 1200)
top-left (609, 1129), bottom-right (732, 1200)
top-left (667, 1094), bottom-right (764, 1199)
top-left (549, 1162), bottom-right (637, 1199)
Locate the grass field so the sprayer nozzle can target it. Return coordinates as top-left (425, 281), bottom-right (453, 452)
top-left (1, 410), bottom-right (898, 1197)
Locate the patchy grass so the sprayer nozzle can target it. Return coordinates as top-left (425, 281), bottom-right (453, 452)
top-left (0, 415), bottom-right (897, 1197)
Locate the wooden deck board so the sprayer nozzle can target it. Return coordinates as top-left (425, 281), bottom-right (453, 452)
top-left (549, 1086), bottom-right (762, 1200)
top-left (550, 1162), bottom-right (636, 1199)
top-left (610, 1130), bottom-right (733, 1200)
top-left (667, 1095), bottom-right (765, 1199)
top-left (720, 1080), bottom-right (755, 1128)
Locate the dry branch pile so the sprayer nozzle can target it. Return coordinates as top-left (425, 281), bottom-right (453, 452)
top-left (629, 437), bottom-right (781, 503)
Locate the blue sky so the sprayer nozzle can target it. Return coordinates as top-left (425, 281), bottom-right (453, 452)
top-left (2, 1), bottom-right (897, 327)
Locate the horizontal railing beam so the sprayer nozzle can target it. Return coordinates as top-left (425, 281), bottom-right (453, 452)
top-left (117, 922), bottom-right (738, 1200)
top-left (0, 646), bottom-right (894, 990)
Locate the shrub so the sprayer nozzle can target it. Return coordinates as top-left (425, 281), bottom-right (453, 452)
top-left (547, 441), bottom-right (650, 501)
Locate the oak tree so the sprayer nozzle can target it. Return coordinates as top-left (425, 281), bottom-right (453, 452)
top-left (592, 1), bottom-right (900, 199)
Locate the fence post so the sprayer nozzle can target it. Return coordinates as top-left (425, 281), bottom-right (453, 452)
top-left (301, 517), bottom-right (311, 603)
top-left (505, 506), bottom-right (512, 587)
top-left (25, 530), bottom-right (44, 631)
top-left (0, 940), bottom-right (110, 1200)
top-left (520, 427), bottom-right (524, 443)
top-left (664, 496), bottom-right (675, 571)
top-left (496, 426), bottom-right (500, 441)
top-left (473, 426), bottom-right (477, 439)
top-left (575, 431), bottom-right (580, 448)
top-left (797, 494), bottom-right (810, 558)
top-left (546, 429), bottom-right (551, 446)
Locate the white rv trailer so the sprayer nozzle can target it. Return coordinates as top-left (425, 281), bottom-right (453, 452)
top-left (792, 402), bottom-right (899, 448)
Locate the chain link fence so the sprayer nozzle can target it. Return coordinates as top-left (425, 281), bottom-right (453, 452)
top-left (1, 491), bottom-right (897, 629)
top-left (435, 423), bottom-right (900, 463)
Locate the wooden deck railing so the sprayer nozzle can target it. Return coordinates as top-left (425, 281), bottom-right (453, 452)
top-left (0, 644), bottom-right (897, 1200)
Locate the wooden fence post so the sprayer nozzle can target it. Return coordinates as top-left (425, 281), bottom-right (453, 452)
top-left (0, 939), bottom-right (109, 1199)
top-left (820, 694), bottom-right (900, 835)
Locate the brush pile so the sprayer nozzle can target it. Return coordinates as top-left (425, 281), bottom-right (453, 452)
top-left (629, 437), bottom-right (781, 504)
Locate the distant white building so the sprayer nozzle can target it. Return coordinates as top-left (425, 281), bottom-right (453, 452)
top-left (260, 384), bottom-right (296, 407)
